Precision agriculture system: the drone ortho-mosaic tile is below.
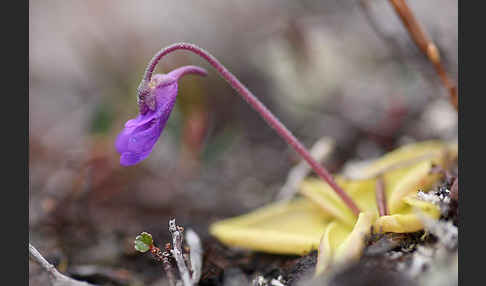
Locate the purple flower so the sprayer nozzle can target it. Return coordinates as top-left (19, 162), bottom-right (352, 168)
top-left (115, 65), bottom-right (207, 166)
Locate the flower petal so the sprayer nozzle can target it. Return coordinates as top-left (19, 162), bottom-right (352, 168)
top-left (115, 79), bottom-right (178, 165)
top-left (124, 112), bottom-right (157, 128)
top-left (120, 150), bottom-right (151, 166)
top-left (116, 65), bottom-right (207, 166)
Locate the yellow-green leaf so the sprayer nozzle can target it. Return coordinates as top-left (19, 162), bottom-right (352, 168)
top-left (209, 197), bottom-right (333, 255)
top-left (208, 140), bottom-right (457, 273)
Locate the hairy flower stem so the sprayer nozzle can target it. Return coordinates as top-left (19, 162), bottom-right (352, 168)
top-left (140, 42), bottom-right (360, 216)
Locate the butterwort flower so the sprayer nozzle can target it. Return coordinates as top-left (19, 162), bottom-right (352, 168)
top-left (114, 43), bottom-right (360, 216)
top-left (115, 65), bottom-right (207, 166)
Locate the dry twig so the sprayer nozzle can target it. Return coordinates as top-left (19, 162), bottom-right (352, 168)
top-left (185, 229), bottom-right (203, 283)
top-left (387, 0), bottom-right (458, 110)
top-left (167, 219), bottom-right (203, 286)
top-left (29, 243), bottom-right (94, 286)
top-left (161, 247), bottom-right (177, 286)
top-left (169, 219), bottom-right (192, 286)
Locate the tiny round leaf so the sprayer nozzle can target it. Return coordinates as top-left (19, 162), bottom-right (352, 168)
top-left (134, 232), bottom-right (153, 253)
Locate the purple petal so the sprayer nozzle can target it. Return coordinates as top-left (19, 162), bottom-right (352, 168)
top-left (125, 113), bottom-right (154, 128)
top-left (167, 65), bottom-right (207, 81)
top-left (115, 81), bottom-right (178, 166)
top-left (128, 119), bottom-right (163, 152)
top-left (115, 117), bottom-right (164, 163)
top-left (120, 150), bottom-right (151, 166)
top-left (154, 80), bottom-right (179, 117)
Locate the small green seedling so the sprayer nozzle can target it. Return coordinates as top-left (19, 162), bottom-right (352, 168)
top-left (133, 221), bottom-right (203, 286)
top-left (134, 232), bottom-right (154, 253)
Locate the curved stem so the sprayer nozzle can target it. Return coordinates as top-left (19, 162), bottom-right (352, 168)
top-left (142, 42), bottom-right (360, 216)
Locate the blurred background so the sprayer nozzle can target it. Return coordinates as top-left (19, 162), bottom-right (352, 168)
top-left (29, 0), bottom-right (457, 285)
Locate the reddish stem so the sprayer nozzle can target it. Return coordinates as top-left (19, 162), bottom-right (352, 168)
top-left (140, 42), bottom-right (360, 216)
top-left (387, 0), bottom-right (457, 110)
top-left (376, 175), bottom-right (388, 216)
top-left (450, 177), bottom-right (458, 201)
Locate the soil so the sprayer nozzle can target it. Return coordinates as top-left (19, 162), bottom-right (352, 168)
top-left (29, 154), bottom-right (458, 286)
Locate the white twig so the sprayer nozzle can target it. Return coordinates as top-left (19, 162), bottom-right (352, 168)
top-left (185, 229), bottom-right (203, 283)
top-left (29, 243), bottom-right (59, 279)
top-left (29, 243), bottom-right (94, 286)
top-left (277, 137), bottom-right (335, 200)
top-left (169, 219), bottom-right (193, 286)
top-left (270, 275), bottom-right (286, 286)
top-left (253, 275), bottom-right (268, 286)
